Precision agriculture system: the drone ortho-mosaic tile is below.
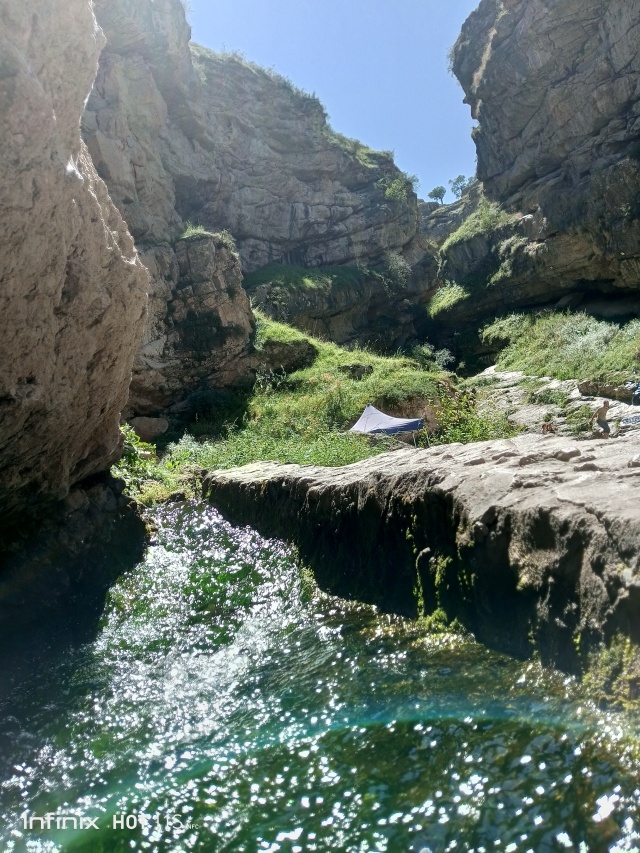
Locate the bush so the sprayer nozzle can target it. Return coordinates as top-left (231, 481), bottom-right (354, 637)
top-left (427, 282), bottom-right (470, 318)
top-left (441, 197), bottom-right (517, 254)
top-left (423, 391), bottom-right (520, 446)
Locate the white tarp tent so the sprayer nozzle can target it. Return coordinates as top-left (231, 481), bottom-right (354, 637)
top-left (349, 403), bottom-right (424, 436)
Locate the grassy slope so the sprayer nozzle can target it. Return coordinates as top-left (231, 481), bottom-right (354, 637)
top-left (116, 313), bottom-right (519, 504)
top-left (115, 314), bottom-right (443, 503)
top-left (483, 312), bottom-right (640, 384)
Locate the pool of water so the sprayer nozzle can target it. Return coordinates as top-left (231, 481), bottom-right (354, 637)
top-left (1, 502), bottom-right (639, 852)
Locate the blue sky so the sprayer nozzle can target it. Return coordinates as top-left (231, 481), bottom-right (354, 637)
top-left (187, 0), bottom-right (479, 203)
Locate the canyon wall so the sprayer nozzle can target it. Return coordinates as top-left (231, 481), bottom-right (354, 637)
top-left (428, 0), bottom-right (640, 353)
top-left (0, 0), bottom-right (148, 529)
top-left (83, 0), bottom-right (436, 409)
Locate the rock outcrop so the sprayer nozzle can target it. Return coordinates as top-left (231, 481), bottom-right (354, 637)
top-left (128, 232), bottom-right (255, 413)
top-left (245, 259), bottom-right (437, 350)
top-left (0, 0), bottom-right (148, 530)
top-left (82, 0), bottom-right (436, 410)
top-left (203, 433), bottom-right (640, 674)
top-left (428, 0), bottom-right (640, 351)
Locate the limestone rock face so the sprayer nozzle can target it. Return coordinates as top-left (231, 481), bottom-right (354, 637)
top-left (246, 260), bottom-right (438, 350)
top-left (455, 0), bottom-right (640, 201)
top-left (130, 234), bottom-right (255, 413)
top-left (0, 0), bottom-right (148, 527)
top-left (82, 0), bottom-right (436, 405)
top-left (84, 2), bottom-right (423, 270)
top-left (431, 0), bottom-right (640, 346)
top-left (203, 433), bottom-right (640, 672)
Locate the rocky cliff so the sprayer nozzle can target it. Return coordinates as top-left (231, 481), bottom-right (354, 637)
top-left (427, 0), bottom-right (640, 353)
top-left (203, 434), bottom-right (640, 678)
top-left (83, 0), bottom-right (436, 410)
top-left (0, 0), bottom-right (148, 530)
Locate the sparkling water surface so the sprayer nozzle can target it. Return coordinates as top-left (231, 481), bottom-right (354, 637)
top-left (1, 502), bottom-right (639, 852)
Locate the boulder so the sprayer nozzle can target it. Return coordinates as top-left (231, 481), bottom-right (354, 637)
top-left (128, 417), bottom-right (169, 443)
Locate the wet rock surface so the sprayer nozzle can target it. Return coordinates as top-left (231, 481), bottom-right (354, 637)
top-left (203, 433), bottom-right (640, 672)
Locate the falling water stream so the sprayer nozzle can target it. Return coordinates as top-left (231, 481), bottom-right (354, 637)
top-left (0, 501), bottom-right (639, 852)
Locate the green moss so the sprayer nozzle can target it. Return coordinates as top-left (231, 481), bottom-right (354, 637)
top-left (583, 634), bottom-right (640, 710)
top-left (421, 608), bottom-right (449, 633)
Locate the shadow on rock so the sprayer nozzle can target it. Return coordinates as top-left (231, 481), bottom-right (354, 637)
top-left (0, 475), bottom-right (148, 702)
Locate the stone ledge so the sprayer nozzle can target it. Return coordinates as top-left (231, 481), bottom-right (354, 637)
top-left (203, 433), bottom-right (640, 675)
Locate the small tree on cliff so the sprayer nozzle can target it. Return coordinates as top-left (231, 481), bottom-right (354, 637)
top-left (428, 186), bottom-right (446, 205)
top-left (449, 174), bottom-right (473, 199)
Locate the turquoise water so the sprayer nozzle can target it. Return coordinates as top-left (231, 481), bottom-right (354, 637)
top-left (1, 502), bottom-right (639, 852)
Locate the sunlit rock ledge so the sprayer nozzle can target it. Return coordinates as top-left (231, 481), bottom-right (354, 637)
top-left (203, 433), bottom-right (640, 677)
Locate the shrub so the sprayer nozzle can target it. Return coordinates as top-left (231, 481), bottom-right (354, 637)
top-left (179, 222), bottom-right (215, 240)
top-left (424, 391), bottom-right (520, 446)
top-left (441, 197), bottom-right (517, 254)
top-left (427, 282), bottom-right (470, 318)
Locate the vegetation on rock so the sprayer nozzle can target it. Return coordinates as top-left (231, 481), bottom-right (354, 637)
top-left (116, 314), bottom-right (520, 505)
top-left (482, 312), bottom-right (640, 384)
top-left (441, 196), bottom-right (517, 254)
top-left (428, 186), bottom-right (446, 204)
top-left (427, 282), bottom-right (470, 318)
top-left (449, 174), bottom-right (474, 199)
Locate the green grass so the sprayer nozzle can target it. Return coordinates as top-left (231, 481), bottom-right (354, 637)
top-left (116, 314), bottom-right (445, 503)
top-left (177, 224), bottom-right (238, 252)
top-left (525, 388), bottom-right (570, 407)
top-left (179, 222), bottom-right (214, 240)
top-left (244, 262), bottom-right (387, 294)
top-left (422, 392), bottom-right (521, 446)
top-left (482, 312), bottom-right (640, 384)
top-left (326, 130), bottom-right (394, 169)
top-left (116, 315), bottom-right (523, 505)
top-left (427, 282), bottom-right (470, 318)
top-left (441, 197), bottom-right (517, 254)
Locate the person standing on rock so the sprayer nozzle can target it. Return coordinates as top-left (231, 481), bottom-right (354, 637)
top-left (591, 399), bottom-right (611, 438)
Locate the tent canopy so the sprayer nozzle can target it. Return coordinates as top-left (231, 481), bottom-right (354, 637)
top-left (349, 403), bottom-right (424, 436)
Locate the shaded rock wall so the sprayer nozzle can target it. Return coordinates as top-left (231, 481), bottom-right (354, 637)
top-left (246, 259), bottom-right (438, 350)
top-left (0, 0), bottom-right (148, 529)
top-left (203, 434), bottom-right (640, 674)
top-left (129, 233), bottom-right (254, 413)
top-left (429, 0), bottom-right (640, 350)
